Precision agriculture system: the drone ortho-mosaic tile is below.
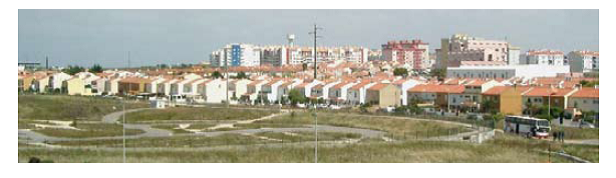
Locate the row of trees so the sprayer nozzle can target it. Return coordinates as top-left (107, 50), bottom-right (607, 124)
top-left (62, 64), bottom-right (103, 75)
top-left (210, 71), bottom-right (249, 79)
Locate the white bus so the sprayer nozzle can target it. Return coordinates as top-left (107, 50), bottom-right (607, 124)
top-left (504, 116), bottom-right (551, 138)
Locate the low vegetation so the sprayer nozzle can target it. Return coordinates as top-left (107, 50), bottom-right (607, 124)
top-left (18, 95), bottom-right (148, 121)
top-left (559, 127), bottom-right (599, 140)
top-left (243, 112), bottom-right (471, 139)
top-left (125, 107), bottom-right (277, 123)
top-left (20, 134), bottom-right (574, 163)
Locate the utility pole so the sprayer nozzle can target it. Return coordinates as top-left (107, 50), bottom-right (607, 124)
top-left (226, 52), bottom-right (229, 108)
top-left (309, 24), bottom-right (322, 79)
top-left (45, 56), bottom-right (49, 71)
top-left (309, 24), bottom-right (322, 163)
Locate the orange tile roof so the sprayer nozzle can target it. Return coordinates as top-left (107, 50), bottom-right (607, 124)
top-left (570, 87), bottom-right (599, 98)
top-left (482, 86), bottom-right (532, 95)
top-left (523, 87), bottom-right (575, 97)
top-left (247, 80), bottom-right (262, 86)
top-left (367, 83), bottom-right (390, 91)
top-left (465, 79), bottom-right (489, 87)
top-left (350, 81), bottom-right (372, 90)
top-left (408, 84), bottom-right (465, 94)
top-left (331, 81), bottom-right (352, 89)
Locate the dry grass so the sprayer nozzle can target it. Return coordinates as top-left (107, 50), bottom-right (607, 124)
top-left (125, 107), bottom-right (277, 123)
top-left (18, 95), bottom-right (148, 121)
top-left (19, 135), bottom-right (572, 163)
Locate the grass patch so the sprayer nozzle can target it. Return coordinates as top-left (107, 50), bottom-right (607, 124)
top-left (18, 95), bottom-right (148, 121)
top-left (34, 123), bottom-right (145, 138)
top-left (255, 131), bottom-right (362, 142)
top-left (556, 127), bottom-right (599, 140)
top-left (20, 135), bottom-right (572, 163)
top-left (244, 112), bottom-right (470, 139)
top-left (562, 144), bottom-right (599, 163)
top-left (52, 133), bottom-right (277, 148)
top-left (125, 107), bottom-right (277, 123)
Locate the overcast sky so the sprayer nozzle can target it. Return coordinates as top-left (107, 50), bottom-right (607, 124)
top-left (19, 9), bottom-right (599, 68)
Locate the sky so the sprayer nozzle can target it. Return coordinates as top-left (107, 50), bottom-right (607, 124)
top-left (18, 9), bottom-right (599, 68)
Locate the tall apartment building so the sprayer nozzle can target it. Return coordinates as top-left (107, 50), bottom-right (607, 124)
top-left (262, 46), bottom-right (369, 66)
top-left (524, 49), bottom-right (566, 66)
top-left (437, 34), bottom-right (509, 68)
top-left (381, 40), bottom-right (430, 70)
top-left (260, 46), bottom-right (288, 67)
top-left (210, 43), bottom-right (261, 67)
top-left (507, 46), bottom-right (521, 65)
top-left (568, 50), bottom-right (599, 72)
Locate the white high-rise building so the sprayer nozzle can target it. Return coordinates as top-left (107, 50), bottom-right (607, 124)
top-left (568, 50), bottom-right (599, 73)
top-left (524, 49), bottom-right (567, 66)
top-left (210, 43), bottom-right (261, 67)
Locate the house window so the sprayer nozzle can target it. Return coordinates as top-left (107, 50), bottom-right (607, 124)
top-left (593, 100), bottom-right (599, 104)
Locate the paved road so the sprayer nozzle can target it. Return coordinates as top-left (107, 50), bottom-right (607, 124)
top-left (19, 108), bottom-right (386, 144)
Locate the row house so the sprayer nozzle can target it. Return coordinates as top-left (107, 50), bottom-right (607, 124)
top-left (117, 77), bottom-right (152, 95)
top-left (522, 87), bottom-right (578, 112)
top-left (567, 87), bottom-right (599, 113)
top-left (482, 86), bottom-right (533, 115)
top-left (244, 80), bottom-right (268, 104)
top-left (200, 79), bottom-right (228, 104)
top-left (392, 78), bottom-right (423, 106)
top-left (66, 72), bottom-right (100, 96)
top-left (458, 79), bottom-right (503, 111)
top-left (327, 81), bottom-right (357, 105)
top-left (261, 78), bottom-right (285, 103)
top-left (365, 83), bottom-right (401, 108)
top-left (347, 81), bottom-right (377, 105)
top-left (229, 79), bottom-right (252, 100)
top-left (407, 84), bottom-right (465, 111)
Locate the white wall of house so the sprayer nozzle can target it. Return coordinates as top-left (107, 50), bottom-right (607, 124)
top-left (233, 79), bottom-right (252, 99)
top-left (399, 79), bottom-right (423, 105)
top-left (321, 81), bottom-right (341, 100)
top-left (267, 80), bottom-right (285, 102)
top-left (304, 80), bottom-right (324, 98)
top-left (205, 79), bottom-right (228, 103)
top-left (51, 72), bottom-right (71, 89)
top-left (360, 83), bottom-right (378, 104)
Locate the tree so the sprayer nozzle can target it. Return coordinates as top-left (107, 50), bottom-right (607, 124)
top-left (481, 99), bottom-right (498, 114)
top-left (393, 68), bottom-right (409, 77)
top-left (89, 64), bottom-right (103, 73)
top-left (430, 68), bottom-right (447, 81)
top-left (235, 71), bottom-right (248, 79)
top-left (287, 89), bottom-right (306, 105)
top-left (62, 65), bottom-right (85, 75)
top-left (579, 80), bottom-right (599, 87)
top-left (211, 71), bottom-right (223, 79)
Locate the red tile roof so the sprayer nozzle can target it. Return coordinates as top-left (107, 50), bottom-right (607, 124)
top-left (523, 87), bottom-right (575, 97)
top-left (570, 87), bottom-right (599, 98)
top-left (367, 83), bottom-right (390, 91)
top-left (482, 86), bottom-right (532, 95)
top-left (350, 81), bottom-right (373, 90)
top-left (408, 84), bottom-right (465, 94)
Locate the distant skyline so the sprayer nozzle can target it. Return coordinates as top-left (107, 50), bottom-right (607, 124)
top-left (19, 9), bottom-right (599, 68)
